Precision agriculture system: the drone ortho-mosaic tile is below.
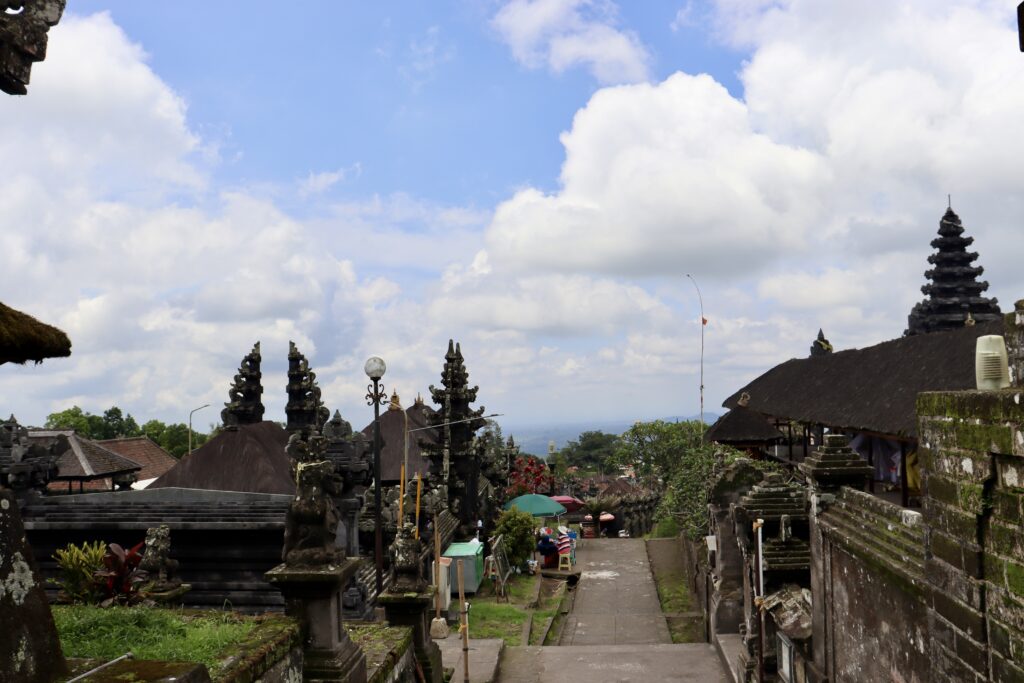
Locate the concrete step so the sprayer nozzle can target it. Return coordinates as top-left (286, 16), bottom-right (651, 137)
top-left (496, 644), bottom-right (728, 683)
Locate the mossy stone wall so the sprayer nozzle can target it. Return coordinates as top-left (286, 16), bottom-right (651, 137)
top-left (918, 389), bottom-right (1024, 682)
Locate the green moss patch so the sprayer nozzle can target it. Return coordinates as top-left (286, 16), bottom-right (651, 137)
top-left (347, 622), bottom-right (412, 681)
top-left (53, 606), bottom-right (261, 676)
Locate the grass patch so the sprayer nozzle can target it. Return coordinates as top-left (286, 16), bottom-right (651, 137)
top-left (466, 602), bottom-right (528, 646)
top-left (53, 605), bottom-right (256, 675)
top-left (657, 576), bottom-right (692, 614)
top-left (647, 517), bottom-right (680, 539)
top-left (504, 573), bottom-right (538, 605)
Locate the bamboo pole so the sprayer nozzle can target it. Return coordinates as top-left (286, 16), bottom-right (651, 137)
top-left (415, 474), bottom-right (422, 539)
top-left (458, 559), bottom-right (469, 683)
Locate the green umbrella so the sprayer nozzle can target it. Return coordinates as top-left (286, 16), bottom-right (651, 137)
top-left (503, 493), bottom-right (567, 517)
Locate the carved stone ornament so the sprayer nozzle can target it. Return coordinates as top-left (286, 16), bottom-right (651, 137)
top-left (221, 342), bottom-right (264, 427)
top-left (388, 522), bottom-right (427, 593)
top-left (138, 524), bottom-right (180, 591)
top-left (284, 450), bottom-right (344, 569)
top-left (0, 0), bottom-right (66, 95)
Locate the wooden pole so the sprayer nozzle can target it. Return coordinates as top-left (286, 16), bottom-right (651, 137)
top-left (435, 523), bottom-right (443, 619)
top-left (415, 474), bottom-right (423, 539)
top-left (900, 441), bottom-right (909, 508)
top-left (458, 559), bottom-right (469, 683)
top-left (399, 463), bottom-right (406, 523)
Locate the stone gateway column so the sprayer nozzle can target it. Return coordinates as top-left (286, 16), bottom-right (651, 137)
top-left (0, 488), bottom-right (69, 682)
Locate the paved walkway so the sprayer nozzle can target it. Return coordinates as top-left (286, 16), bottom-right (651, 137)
top-left (560, 538), bottom-right (670, 645)
top-left (494, 538), bottom-right (727, 683)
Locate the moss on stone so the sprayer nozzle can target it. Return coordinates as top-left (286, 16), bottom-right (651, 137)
top-left (958, 483), bottom-right (986, 515)
top-left (1005, 561), bottom-right (1024, 599)
top-left (346, 622), bottom-right (413, 683)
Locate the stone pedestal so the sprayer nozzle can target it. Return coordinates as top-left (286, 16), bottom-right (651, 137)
top-left (265, 560), bottom-right (367, 683)
top-left (378, 591), bottom-right (443, 683)
top-left (0, 489), bottom-right (68, 683)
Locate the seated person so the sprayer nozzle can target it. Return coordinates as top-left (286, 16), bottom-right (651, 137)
top-left (536, 535), bottom-right (559, 569)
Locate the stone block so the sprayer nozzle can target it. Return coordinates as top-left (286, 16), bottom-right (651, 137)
top-left (953, 631), bottom-right (988, 675)
top-left (1007, 561), bottom-right (1024, 599)
top-left (991, 652), bottom-right (1024, 683)
top-left (927, 475), bottom-right (960, 507)
top-left (990, 620), bottom-right (1012, 660)
top-left (993, 490), bottom-right (1023, 520)
top-left (987, 554), bottom-right (1008, 587)
top-left (927, 557), bottom-right (982, 608)
top-left (991, 522), bottom-right (1024, 558)
top-left (999, 459), bottom-right (1024, 490)
top-left (931, 531), bottom-right (965, 571)
top-left (958, 482), bottom-right (987, 515)
top-left (930, 502), bottom-right (979, 539)
top-left (932, 590), bottom-right (985, 641)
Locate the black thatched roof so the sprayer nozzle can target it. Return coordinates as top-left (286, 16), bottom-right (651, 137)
top-left (705, 406), bottom-right (785, 444)
top-left (148, 421), bottom-right (293, 495)
top-left (0, 302), bottom-right (71, 365)
top-left (723, 319), bottom-right (1004, 438)
top-left (361, 397), bottom-right (437, 483)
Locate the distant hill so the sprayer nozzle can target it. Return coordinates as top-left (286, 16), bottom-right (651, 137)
top-left (505, 414), bottom-right (717, 457)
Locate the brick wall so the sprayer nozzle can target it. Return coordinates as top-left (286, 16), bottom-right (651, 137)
top-left (918, 390), bottom-right (1024, 682)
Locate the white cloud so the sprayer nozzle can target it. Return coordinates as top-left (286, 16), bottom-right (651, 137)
top-left (486, 72), bottom-right (828, 278)
top-left (298, 164), bottom-right (360, 197)
top-left (492, 0), bottom-right (651, 84)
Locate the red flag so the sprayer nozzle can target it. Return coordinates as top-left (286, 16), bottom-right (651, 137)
top-left (702, 316), bottom-right (708, 326)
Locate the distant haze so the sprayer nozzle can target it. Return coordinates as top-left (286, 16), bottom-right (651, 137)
top-left (505, 414), bottom-right (716, 457)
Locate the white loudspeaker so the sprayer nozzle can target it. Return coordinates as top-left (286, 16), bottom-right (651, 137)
top-left (976, 335), bottom-right (1010, 390)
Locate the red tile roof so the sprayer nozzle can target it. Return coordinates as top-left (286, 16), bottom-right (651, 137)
top-left (97, 436), bottom-right (178, 482)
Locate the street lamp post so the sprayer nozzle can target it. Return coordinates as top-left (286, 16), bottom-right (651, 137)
top-left (686, 274), bottom-right (706, 427)
top-left (188, 403), bottom-right (210, 456)
top-left (364, 356), bottom-right (387, 597)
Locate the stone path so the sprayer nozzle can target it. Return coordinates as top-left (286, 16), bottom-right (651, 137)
top-left (493, 538), bottom-right (727, 683)
top-left (560, 538), bottom-right (671, 645)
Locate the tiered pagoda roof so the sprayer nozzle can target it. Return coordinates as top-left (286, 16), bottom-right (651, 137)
top-left (905, 207), bottom-right (1001, 336)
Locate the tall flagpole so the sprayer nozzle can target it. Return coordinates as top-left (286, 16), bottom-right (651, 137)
top-left (686, 274), bottom-right (705, 427)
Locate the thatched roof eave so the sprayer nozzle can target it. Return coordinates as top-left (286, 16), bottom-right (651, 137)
top-left (0, 302), bottom-right (72, 365)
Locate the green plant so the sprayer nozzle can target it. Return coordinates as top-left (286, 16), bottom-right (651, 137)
top-left (494, 507), bottom-right (535, 569)
top-left (52, 541), bottom-right (107, 603)
top-left (94, 541), bottom-right (149, 605)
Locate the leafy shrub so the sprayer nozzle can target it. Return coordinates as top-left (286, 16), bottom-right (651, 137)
top-left (52, 541), bottom-right (107, 603)
top-left (95, 541), bottom-right (149, 605)
top-left (52, 539), bottom-right (151, 605)
top-left (494, 507), bottom-right (535, 569)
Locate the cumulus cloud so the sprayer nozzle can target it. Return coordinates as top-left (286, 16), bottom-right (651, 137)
top-left (482, 0), bottom-right (1024, 354)
top-left (492, 0), bottom-right (651, 83)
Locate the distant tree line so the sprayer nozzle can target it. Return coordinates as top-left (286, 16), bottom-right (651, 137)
top-left (44, 406), bottom-right (212, 458)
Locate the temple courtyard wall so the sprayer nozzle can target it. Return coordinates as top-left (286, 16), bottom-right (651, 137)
top-left (700, 384), bottom-right (1024, 682)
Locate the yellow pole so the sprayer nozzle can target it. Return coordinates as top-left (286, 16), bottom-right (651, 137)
top-left (399, 463), bottom-right (406, 523)
top-left (415, 474), bottom-right (423, 539)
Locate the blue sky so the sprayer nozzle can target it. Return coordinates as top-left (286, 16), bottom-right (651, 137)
top-left (65, 1), bottom-right (744, 207)
top-left (3, 1), bottom-right (1024, 432)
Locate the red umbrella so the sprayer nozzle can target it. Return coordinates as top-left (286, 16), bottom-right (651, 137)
top-left (550, 495), bottom-right (584, 513)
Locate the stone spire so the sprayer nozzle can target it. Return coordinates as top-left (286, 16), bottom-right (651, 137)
top-left (423, 340), bottom-right (486, 527)
top-left (221, 342), bottom-right (265, 427)
top-left (809, 329), bottom-right (833, 357)
top-left (285, 341), bottom-right (329, 435)
top-left (905, 207), bottom-right (1001, 336)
